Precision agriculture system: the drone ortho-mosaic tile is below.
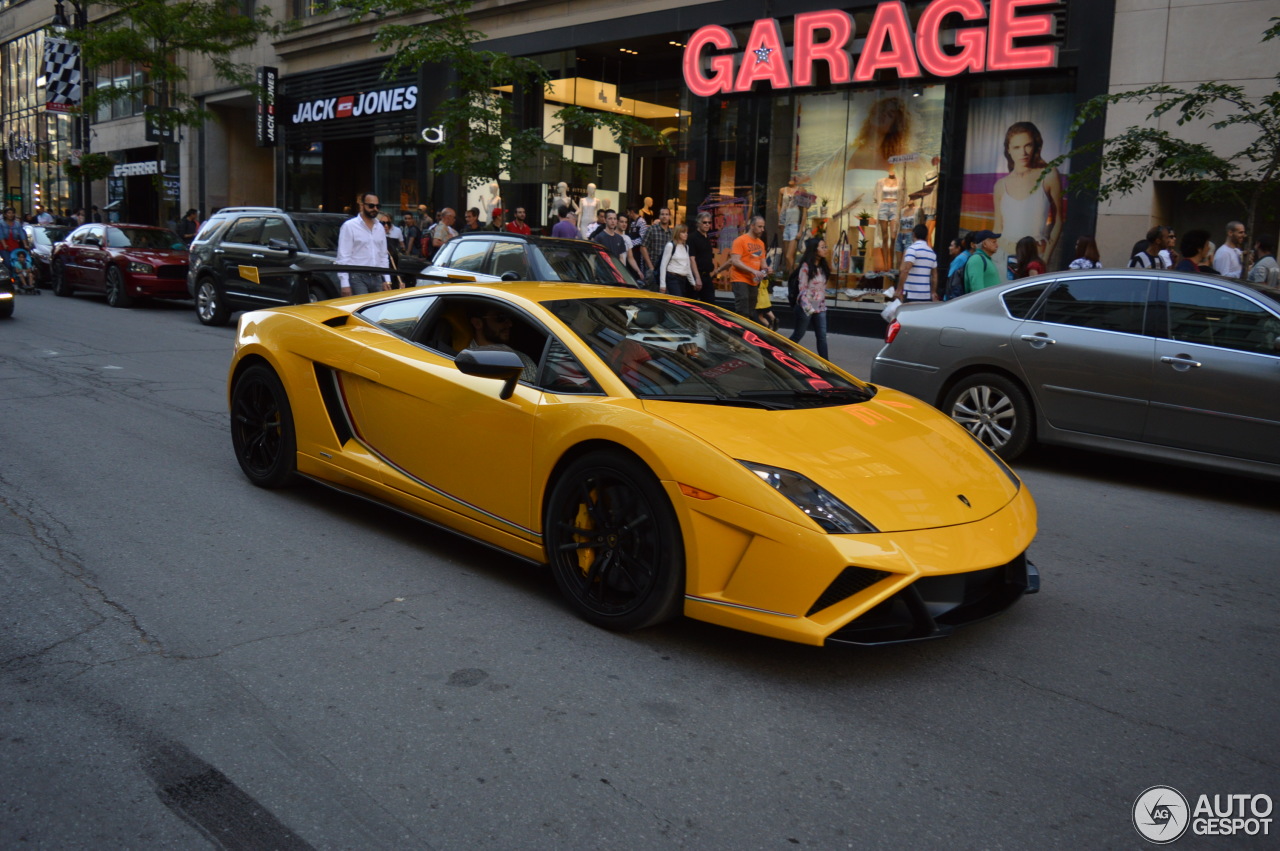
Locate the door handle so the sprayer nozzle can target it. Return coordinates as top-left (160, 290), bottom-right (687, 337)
top-left (213, 248), bottom-right (225, 254)
top-left (251, 253), bottom-right (265, 259)
top-left (1161, 355), bottom-right (1202, 369)
top-left (1020, 334), bottom-right (1056, 345)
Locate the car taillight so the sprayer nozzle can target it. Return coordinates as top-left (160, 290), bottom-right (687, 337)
top-left (884, 320), bottom-right (901, 344)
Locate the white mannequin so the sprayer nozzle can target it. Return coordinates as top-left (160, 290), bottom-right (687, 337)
top-left (579, 184), bottom-right (609, 239)
top-left (482, 182), bottom-right (502, 223)
top-left (550, 181), bottom-right (576, 223)
top-left (873, 166), bottom-right (900, 270)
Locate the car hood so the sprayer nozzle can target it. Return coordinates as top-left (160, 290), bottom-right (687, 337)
top-left (124, 249), bottom-right (188, 264)
top-left (641, 388), bottom-right (1021, 533)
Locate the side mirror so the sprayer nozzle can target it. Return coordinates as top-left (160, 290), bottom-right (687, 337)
top-left (267, 238), bottom-right (298, 256)
top-left (84, 235), bottom-right (101, 247)
top-left (500, 271), bottom-right (520, 282)
top-left (455, 348), bottom-right (526, 400)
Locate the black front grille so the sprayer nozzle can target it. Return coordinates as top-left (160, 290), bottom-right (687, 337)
top-left (157, 265), bottom-right (189, 280)
top-left (806, 567), bottom-right (891, 617)
top-left (826, 554), bottom-right (1033, 646)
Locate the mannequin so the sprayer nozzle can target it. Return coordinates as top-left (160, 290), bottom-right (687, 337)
top-left (873, 166), bottom-right (900, 270)
top-left (481, 182), bottom-right (502, 224)
top-left (578, 184), bottom-right (609, 239)
top-left (912, 156), bottom-right (940, 242)
top-left (640, 196), bottom-right (655, 224)
top-left (549, 181), bottom-right (576, 224)
top-left (778, 175), bottom-right (805, 273)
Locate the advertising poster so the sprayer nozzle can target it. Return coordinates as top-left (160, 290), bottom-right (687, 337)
top-left (961, 94), bottom-right (1072, 273)
top-left (798, 86), bottom-right (944, 273)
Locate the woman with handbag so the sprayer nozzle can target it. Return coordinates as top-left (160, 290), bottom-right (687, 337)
top-left (788, 237), bottom-right (831, 358)
top-left (658, 224), bottom-right (700, 298)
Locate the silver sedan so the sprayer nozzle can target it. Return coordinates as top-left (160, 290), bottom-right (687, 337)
top-left (870, 268), bottom-right (1280, 481)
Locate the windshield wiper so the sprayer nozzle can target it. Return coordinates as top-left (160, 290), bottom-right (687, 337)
top-left (738, 386), bottom-right (875, 404)
top-left (638, 393), bottom-right (788, 410)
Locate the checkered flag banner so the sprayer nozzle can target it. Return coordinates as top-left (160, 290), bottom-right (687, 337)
top-left (44, 36), bottom-right (81, 113)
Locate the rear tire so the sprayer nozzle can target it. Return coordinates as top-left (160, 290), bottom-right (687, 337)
top-left (544, 450), bottom-right (684, 631)
top-left (942, 372), bottom-right (1034, 461)
top-left (230, 363), bottom-right (296, 488)
top-left (197, 278), bottom-right (230, 326)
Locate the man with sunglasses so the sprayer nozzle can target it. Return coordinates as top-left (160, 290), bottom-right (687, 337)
top-left (465, 304), bottom-right (538, 381)
top-left (686, 214), bottom-right (717, 305)
top-left (336, 192), bottom-right (391, 295)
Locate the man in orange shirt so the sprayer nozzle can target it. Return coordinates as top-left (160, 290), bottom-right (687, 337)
top-left (728, 215), bottom-right (769, 320)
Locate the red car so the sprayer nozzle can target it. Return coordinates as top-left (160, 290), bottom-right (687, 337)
top-left (51, 223), bottom-right (189, 307)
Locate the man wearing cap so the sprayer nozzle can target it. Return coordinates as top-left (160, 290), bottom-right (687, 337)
top-left (964, 230), bottom-right (1001, 293)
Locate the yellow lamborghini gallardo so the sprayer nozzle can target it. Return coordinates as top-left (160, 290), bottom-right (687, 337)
top-left (229, 282), bottom-right (1038, 646)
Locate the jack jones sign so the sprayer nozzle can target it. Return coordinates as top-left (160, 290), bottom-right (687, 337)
top-left (682, 0), bottom-right (1059, 96)
top-left (289, 84), bottom-right (418, 124)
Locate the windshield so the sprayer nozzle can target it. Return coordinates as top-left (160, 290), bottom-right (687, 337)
top-left (539, 242), bottom-right (639, 287)
top-left (544, 297), bottom-right (872, 408)
top-left (292, 217), bottom-right (343, 252)
top-left (33, 227), bottom-right (70, 246)
top-left (107, 228), bottom-right (185, 249)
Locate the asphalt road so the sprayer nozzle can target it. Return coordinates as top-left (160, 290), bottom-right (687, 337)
top-left (2, 291), bottom-right (1276, 849)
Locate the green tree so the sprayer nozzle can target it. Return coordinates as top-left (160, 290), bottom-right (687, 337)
top-left (338, 0), bottom-right (670, 188)
top-left (71, 0), bottom-right (289, 135)
top-left (1047, 17), bottom-right (1279, 243)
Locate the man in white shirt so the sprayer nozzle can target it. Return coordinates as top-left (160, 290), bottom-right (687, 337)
top-left (896, 224), bottom-right (938, 302)
top-left (336, 193), bottom-right (390, 295)
top-left (36, 207), bottom-right (54, 225)
top-left (1212, 221), bottom-right (1247, 279)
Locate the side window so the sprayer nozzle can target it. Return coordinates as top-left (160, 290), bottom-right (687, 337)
top-left (192, 217), bottom-right (228, 245)
top-left (260, 217), bottom-right (293, 247)
top-left (358, 295), bottom-right (437, 339)
top-left (418, 296), bottom-right (546, 379)
top-left (486, 241), bottom-right (529, 280)
top-left (446, 241), bottom-right (489, 273)
top-left (1036, 277), bottom-right (1149, 334)
top-left (1002, 282), bottom-right (1051, 319)
top-left (85, 226), bottom-right (106, 245)
top-left (1166, 282), bottom-right (1280, 355)
top-left (538, 339), bottom-right (602, 394)
top-left (224, 217), bottom-right (264, 245)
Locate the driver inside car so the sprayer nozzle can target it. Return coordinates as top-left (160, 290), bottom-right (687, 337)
top-left (465, 303), bottom-right (539, 382)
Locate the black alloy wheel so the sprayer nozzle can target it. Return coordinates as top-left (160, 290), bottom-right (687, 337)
top-left (196, 278), bottom-right (230, 326)
top-left (942, 372), bottom-right (1034, 461)
top-left (230, 363), bottom-right (297, 488)
top-left (104, 265), bottom-right (134, 308)
top-left (545, 450), bottom-right (684, 631)
top-left (52, 258), bottom-right (73, 297)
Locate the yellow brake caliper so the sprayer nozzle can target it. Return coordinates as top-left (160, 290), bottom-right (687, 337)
top-left (574, 489), bottom-right (597, 574)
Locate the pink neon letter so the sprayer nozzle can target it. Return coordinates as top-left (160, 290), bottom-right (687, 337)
top-left (916, 0), bottom-right (988, 76)
top-left (854, 1), bottom-right (923, 82)
top-left (988, 0), bottom-right (1058, 71)
top-left (733, 18), bottom-right (791, 92)
top-left (793, 10), bottom-right (855, 87)
top-left (683, 26), bottom-right (738, 97)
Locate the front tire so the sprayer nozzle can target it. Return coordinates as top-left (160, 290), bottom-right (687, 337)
top-left (105, 266), bottom-right (134, 308)
top-left (52, 259), bottom-right (73, 297)
top-left (544, 450), bottom-right (684, 631)
top-left (230, 363), bottom-right (296, 488)
top-left (942, 372), bottom-right (1034, 461)
top-left (306, 281), bottom-right (328, 303)
top-left (197, 278), bottom-right (230, 326)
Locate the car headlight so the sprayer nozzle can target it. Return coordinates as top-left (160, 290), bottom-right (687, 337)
top-left (738, 460), bottom-right (879, 534)
top-left (127, 261), bottom-right (155, 274)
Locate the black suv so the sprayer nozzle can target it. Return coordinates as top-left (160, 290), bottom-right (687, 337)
top-left (423, 232), bottom-right (640, 287)
top-left (186, 207), bottom-right (349, 326)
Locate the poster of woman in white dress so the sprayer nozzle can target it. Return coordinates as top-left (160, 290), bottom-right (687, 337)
top-left (960, 94), bottom-right (1071, 275)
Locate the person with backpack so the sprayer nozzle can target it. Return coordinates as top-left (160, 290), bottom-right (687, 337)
top-left (941, 233), bottom-right (973, 300)
top-left (964, 230), bottom-right (1001, 293)
top-left (788, 237), bottom-right (831, 359)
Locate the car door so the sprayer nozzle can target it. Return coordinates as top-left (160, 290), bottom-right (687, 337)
top-left (215, 216), bottom-right (275, 306)
top-left (253, 216), bottom-right (303, 304)
top-left (484, 240), bottom-right (531, 281)
top-left (1010, 275), bottom-right (1155, 440)
top-left (1144, 279), bottom-right (1280, 464)
top-left (343, 294), bottom-right (543, 537)
top-left (76, 225), bottom-right (109, 289)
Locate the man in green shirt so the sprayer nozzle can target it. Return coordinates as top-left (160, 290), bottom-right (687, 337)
top-left (964, 230), bottom-right (1002, 293)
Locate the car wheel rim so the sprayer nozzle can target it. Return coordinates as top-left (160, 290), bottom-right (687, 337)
top-left (551, 470), bottom-right (661, 617)
top-left (198, 282), bottom-right (217, 320)
top-left (232, 377), bottom-right (283, 476)
top-left (107, 271), bottom-right (121, 303)
top-left (951, 385), bottom-right (1016, 449)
